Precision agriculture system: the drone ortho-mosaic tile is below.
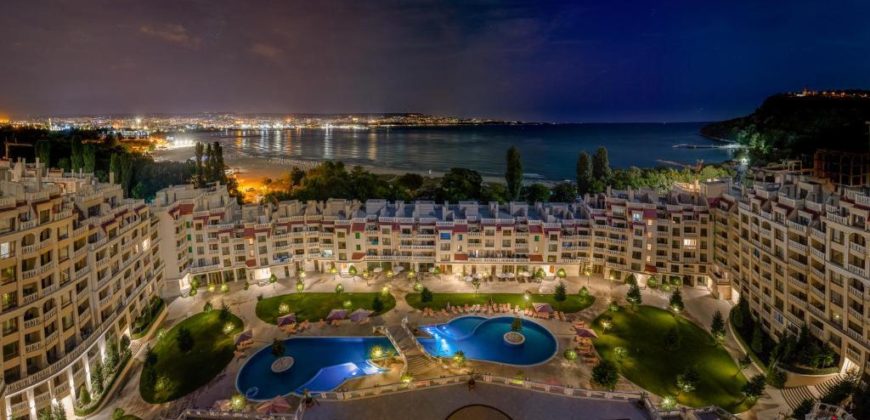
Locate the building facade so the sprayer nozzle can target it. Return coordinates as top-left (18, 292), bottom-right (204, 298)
top-left (0, 160), bottom-right (163, 419)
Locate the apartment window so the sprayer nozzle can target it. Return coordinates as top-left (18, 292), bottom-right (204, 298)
top-left (682, 239), bottom-right (697, 249)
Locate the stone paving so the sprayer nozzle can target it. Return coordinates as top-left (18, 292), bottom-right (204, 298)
top-left (98, 271), bottom-right (792, 419)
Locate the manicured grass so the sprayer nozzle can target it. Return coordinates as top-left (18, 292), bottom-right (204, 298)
top-left (256, 292), bottom-right (396, 324)
top-left (405, 292), bottom-right (595, 313)
top-left (139, 310), bottom-right (243, 403)
top-left (592, 306), bottom-right (752, 413)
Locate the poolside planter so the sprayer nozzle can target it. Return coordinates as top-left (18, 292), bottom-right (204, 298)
top-left (503, 331), bottom-right (526, 346)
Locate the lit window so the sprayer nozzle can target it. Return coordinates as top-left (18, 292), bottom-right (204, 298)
top-left (682, 239), bottom-right (697, 249)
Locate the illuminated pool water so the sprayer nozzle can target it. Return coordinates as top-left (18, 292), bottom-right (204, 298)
top-left (417, 316), bottom-right (558, 366)
top-left (236, 336), bottom-right (393, 401)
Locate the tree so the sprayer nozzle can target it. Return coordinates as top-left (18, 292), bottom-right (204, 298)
top-left (219, 303), bottom-right (231, 322)
top-left (750, 324), bottom-right (764, 354)
top-left (591, 360), bottom-right (619, 390)
top-left (371, 294), bottom-right (384, 312)
top-left (669, 288), bottom-right (684, 312)
top-left (791, 399), bottom-right (815, 420)
top-left (626, 284), bottom-right (642, 309)
top-left (592, 146), bottom-right (611, 181)
top-left (212, 142), bottom-right (225, 182)
top-left (109, 153), bottom-right (121, 183)
top-left (71, 137), bottom-right (84, 171)
top-left (396, 173), bottom-right (424, 192)
top-left (83, 143), bottom-right (96, 173)
top-left (576, 151), bottom-right (592, 195)
top-left (78, 386), bottom-right (91, 406)
top-left (194, 142), bottom-right (204, 186)
top-left (177, 326), bottom-right (194, 352)
top-left (91, 360), bottom-right (104, 395)
top-left (35, 140), bottom-right (51, 166)
top-left (550, 182), bottom-right (577, 202)
top-left (624, 274), bottom-right (637, 286)
top-left (204, 143), bottom-right (214, 182)
top-left (676, 366), bottom-right (700, 393)
top-left (471, 277), bottom-right (481, 295)
top-left (554, 282), bottom-right (567, 307)
top-left (440, 168), bottom-right (483, 202)
top-left (505, 146), bottom-right (523, 201)
top-left (711, 310), bottom-right (726, 342)
top-left (289, 166), bottom-right (306, 186)
top-left (511, 316), bottom-right (523, 332)
top-left (271, 338), bottom-right (285, 358)
top-left (732, 297), bottom-right (747, 330)
top-left (741, 374), bottom-right (766, 401)
top-left (420, 287), bottom-right (433, 303)
top-left (523, 183), bottom-right (550, 203)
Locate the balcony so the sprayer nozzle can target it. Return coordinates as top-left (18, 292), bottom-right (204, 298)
top-left (25, 342), bottom-right (41, 354)
top-left (789, 241), bottom-right (808, 253)
top-left (24, 317), bottom-right (41, 329)
top-left (847, 264), bottom-right (866, 278)
top-left (850, 242), bottom-right (866, 254)
top-left (848, 306), bottom-right (864, 319)
top-left (849, 286), bottom-right (865, 299)
top-left (808, 304), bottom-right (825, 319)
top-left (22, 261), bottom-right (55, 280)
top-left (810, 247), bottom-right (825, 260)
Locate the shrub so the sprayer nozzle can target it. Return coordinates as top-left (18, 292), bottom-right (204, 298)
top-left (271, 339), bottom-right (285, 358)
top-left (664, 327), bottom-right (682, 350)
top-left (554, 282), bottom-right (567, 305)
top-left (511, 316), bottom-right (522, 332)
top-left (420, 287), bottom-right (433, 303)
top-left (592, 359), bottom-right (619, 390)
top-left (741, 374), bottom-right (766, 400)
top-left (578, 286), bottom-right (589, 298)
top-left (821, 377), bottom-right (856, 405)
top-left (766, 366), bottom-right (786, 388)
top-left (624, 274), bottom-right (637, 286)
top-left (176, 327), bottom-right (194, 352)
top-left (112, 408), bottom-right (126, 420)
top-left (791, 399), bottom-right (814, 419)
top-left (78, 386), bottom-right (91, 406)
top-left (203, 301), bottom-right (213, 313)
top-left (219, 303), bottom-right (231, 322)
top-left (710, 310), bottom-right (725, 342)
top-left (372, 294), bottom-right (384, 313)
top-left (676, 366), bottom-right (700, 393)
top-left (646, 276), bottom-right (659, 289)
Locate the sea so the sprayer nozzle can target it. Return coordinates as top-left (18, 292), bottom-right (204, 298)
top-left (166, 122), bottom-right (733, 181)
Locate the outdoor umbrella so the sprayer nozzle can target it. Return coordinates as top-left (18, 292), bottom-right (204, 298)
top-left (234, 329), bottom-right (253, 346)
top-left (256, 396), bottom-right (291, 414)
top-left (349, 308), bottom-right (372, 322)
top-left (277, 313), bottom-right (297, 326)
top-left (574, 327), bottom-right (598, 338)
top-left (532, 302), bottom-right (554, 313)
top-left (326, 309), bottom-right (348, 321)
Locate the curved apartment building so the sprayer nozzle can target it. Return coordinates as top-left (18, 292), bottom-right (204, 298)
top-left (0, 160), bottom-right (163, 419)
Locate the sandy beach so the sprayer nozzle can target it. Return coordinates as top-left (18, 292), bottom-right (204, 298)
top-left (152, 147), bottom-right (509, 184)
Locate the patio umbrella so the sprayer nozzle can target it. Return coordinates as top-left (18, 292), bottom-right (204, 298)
top-left (349, 308), bottom-right (372, 322)
top-left (574, 327), bottom-right (598, 338)
top-left (256, 396), bottom-right (291, 414)
top-left (276, 314), bottom-right (297, 326)
top-left (234, 330), bottom-right (253, 346)
top-left (532, 302), bottom-right (554, 313)
top-left (326, 309), bottom-right (347, 321)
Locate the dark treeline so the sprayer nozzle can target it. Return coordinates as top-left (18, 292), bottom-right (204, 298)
top-left (264, 146), bottom-right (732, 204)
top-left (1, 126), bottom-right (193, 200)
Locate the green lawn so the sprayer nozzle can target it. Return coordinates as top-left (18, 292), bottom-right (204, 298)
top-left (405, 292), bottom-right (595, 313)
top-left (592, 306), bottom-right (752, 413)
top-left (139, 310), bottom-right (243, 403)
top-left (256, 292), bottom-right (396, 324)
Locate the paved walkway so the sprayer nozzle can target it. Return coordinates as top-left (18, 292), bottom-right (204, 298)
top-left (303, 382), bottom-right (651, 420)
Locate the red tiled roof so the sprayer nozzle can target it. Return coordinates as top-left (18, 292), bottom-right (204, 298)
top-left (643, 209), bottom-right (658, 219)
top-left (529, 254), bottom-right (543, 262)
top-left (453, 225), bottom-right (468, 233)
top-left (529, 225), bottom-right (543, 234)
top-left (645, 264), bottom-right (658, 273)
top-left (246, 259), bottom-right (256, 267)
top-left (352, 252), bottom-right (366, 260)
top-left (454, 253), bottom-right (468, 261)
top-left (351, 223), bottom-right (365, 232)
top-left (178, 203), bottom-right (194, 215)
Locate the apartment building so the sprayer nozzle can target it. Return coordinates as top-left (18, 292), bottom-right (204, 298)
top-left (153, 182), bottom-right (715, 298)
top-left (706, 168), bottom-right (870, 376)
top-left (0, 160), bottom-right (163, 419)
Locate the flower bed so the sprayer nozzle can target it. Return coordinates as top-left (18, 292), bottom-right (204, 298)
top-left (503, 331), bottom-right (526, 346)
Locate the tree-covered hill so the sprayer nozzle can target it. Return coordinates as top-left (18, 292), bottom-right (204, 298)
top-left (701, 91), bottom-right (870, 162)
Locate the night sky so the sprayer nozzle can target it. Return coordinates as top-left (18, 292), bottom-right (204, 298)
top-left (2, 0), bottom-right (870, 122)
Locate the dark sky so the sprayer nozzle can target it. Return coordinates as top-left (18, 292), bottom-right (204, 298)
top-left (3, 0), bottom-right (870, 122)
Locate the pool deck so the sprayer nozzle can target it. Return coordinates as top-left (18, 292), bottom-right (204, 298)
top-left (303, 382), bottom-right (651, 420)
top-left (101, 271), bottom-right (788, 419)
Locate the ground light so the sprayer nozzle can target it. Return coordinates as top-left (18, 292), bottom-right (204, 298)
top-left (661, 396), bottom-right (677, 410)
top-left (381, 286), bottom-right (390, 296)
top-left (223, 323), bottom-right (235, 334)
top-left (231, 393), bottom-right (246, 411)
top-left (370, 345), bottom-right (384, 359)
top-left (278, 303), bottom-right (290, 314)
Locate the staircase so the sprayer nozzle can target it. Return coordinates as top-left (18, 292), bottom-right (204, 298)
top-left (386, 325), bottom-right (440, 376)
top-left (781, 375), bottom-right (846, 411)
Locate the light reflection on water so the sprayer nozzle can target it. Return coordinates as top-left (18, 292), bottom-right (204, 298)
top-left (174, 123), bottom-right (732, 180)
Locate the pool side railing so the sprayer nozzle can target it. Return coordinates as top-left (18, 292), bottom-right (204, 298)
top-left (174, 401), bottom-right (305, 420)
top-left (316, 373), bottom-right (647, 404)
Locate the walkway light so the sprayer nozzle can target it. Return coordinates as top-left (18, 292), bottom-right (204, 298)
top-left (335, 283), bottom-right (344, 294)
top-left (296, 279), bottom-right (305, 292)
top-left (278, 303), bottom-right (290, 314)
top-left (661, 395), bottom-right (676, 410)
top-left (381, 286), bottom-right (390, 296)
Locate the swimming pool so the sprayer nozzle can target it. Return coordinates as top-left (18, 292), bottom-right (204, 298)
top-left (417, 316), bottom-right (558, 366)
top-left (236, 336), bottom-right (394, 401)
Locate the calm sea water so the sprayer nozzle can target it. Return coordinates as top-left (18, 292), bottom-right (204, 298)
top-left (172, 123), bottom-right (732, 181)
